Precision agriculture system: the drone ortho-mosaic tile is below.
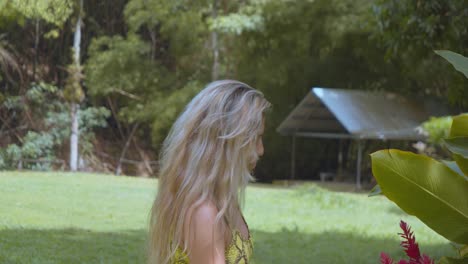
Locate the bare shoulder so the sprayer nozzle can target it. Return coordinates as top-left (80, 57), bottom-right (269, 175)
top-left (186, 201), bottom-right (225, 239)
top-left (184, 201), bottom-right (226, 263)
top-left (190, 201), bottom-right (219, 226)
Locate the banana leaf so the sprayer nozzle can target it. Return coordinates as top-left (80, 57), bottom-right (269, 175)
top-left (371, 149), bottom-right (468, 244)
top-left (438, 256), bottom-right (468, 264)
top-left (435, 50), bottom-right (468, 79)
top-left (449, 114), bottom-right (468, 177)
top-left (450, 114), bottom-right (468, 138)
top-left (442, 161), bottom-right (468, 181)
top-left (444, 137), bottom-right (468, 159)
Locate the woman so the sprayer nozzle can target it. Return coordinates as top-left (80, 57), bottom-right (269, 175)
top-left (148, 80), bottom-right (271, 264)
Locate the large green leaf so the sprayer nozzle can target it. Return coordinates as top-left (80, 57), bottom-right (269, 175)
top-left (371, 149), bottom-right (468, 244)
top-left (438, 256), bottom-right (468, 264)
top-left (435, 50), bottom-right (468, 79)
top-left (368, 184), bottom-right (382, 197)
top-left (442, 161), bottom-right (468, 181)
top-left (450, 114), bottom-right (468, 138)
top-left (461, 245), bottom-right (468, 258)
top-left (449, 114), bottom-right (468, 177)
top-left (444, 137), bottom-right (468, 158)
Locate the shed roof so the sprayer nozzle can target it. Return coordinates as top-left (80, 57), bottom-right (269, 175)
top-left (277, 88), bottom-right (449, 140)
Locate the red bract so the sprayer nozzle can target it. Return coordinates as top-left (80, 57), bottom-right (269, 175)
top-left (420, 255), bottom-right (435, 264)
top-left (379, 221), bottom-right (435, 264)
top-left (380, 252), bottom-right (394, 264)
top-left (399, 220), bottom-right (421, 262)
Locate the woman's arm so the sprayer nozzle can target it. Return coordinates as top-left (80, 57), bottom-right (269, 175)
top-left (186, 203), bottom-right (226, 264)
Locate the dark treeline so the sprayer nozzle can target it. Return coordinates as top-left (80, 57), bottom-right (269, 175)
top-left (0, 0), bottom-right (467, 182)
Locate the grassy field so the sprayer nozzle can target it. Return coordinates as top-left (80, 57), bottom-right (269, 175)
top-left (0, 171), bottom-right (456, 263)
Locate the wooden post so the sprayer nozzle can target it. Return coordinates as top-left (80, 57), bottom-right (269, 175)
top-left (291, 135), bottom-right (296, 180)
top-left (356, 139), bottom-right (362, 190)
top-left (337, 139), bottom-right (343, 181)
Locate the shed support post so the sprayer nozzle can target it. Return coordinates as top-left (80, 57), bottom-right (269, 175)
top-left (337, 139), bottom-right (343, 181)
top-left (356, 139), bottom-right (362, 190)
top-left (291, 135), bottom-right (296, 180)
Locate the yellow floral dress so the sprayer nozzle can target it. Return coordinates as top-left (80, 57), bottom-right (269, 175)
top-left (172, 229), bottom-right (253, 264)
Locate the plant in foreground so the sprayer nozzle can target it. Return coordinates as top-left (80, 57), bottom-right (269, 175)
top-left (380, 220), bottom-right (434, 264)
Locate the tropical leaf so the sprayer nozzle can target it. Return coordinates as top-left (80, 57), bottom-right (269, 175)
top-left (438, 256), bottom-right (468, 264)
top-left (450, 114), bottom-right (468, 138)
top-left (460, 245), bottom-right (468, 258)
top-left (444, 137), bottom-right (468, 158)
top-left (368, 184), bottom-right (382, 197)
top-left (449, 114), bottom-right (468, 177)
top-left (435, 50), bottom-right (468, 79)
top-left (371, 149), bottom-right (468, 244)
top-left (441, 161), bottom-right (468, 181)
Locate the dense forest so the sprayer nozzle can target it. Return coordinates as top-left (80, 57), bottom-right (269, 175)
top-left (0, 0), bottom-right (467, 182)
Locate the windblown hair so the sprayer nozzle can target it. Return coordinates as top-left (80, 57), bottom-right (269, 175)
top-left (147, 80), bottom-right (271, 264)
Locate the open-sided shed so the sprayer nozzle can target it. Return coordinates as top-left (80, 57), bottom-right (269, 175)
top-left (277, 87), bottom-right (449, 188)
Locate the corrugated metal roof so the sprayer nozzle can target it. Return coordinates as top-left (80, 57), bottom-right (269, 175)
top-left (277, 87), bottom-right (449, 140)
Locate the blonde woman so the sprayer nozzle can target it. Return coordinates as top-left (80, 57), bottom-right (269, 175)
top-left (148, 80), bottom-right (271, 264)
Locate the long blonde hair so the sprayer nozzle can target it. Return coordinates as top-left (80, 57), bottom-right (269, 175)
top-left (147, 80), bottom-right (271, 264)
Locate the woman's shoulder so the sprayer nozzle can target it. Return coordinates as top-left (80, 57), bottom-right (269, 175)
top-left (185, 200), bottom-right (226, 240)
top-left (183, 201), bottom-right (228, 262)
top-left (190, 201), bottom-right (219, 223)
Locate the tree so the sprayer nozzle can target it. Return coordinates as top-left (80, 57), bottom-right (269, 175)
top-left (372, 0), bottom-right (468, 107)
top-left (66, 0), bottom-right (84, 171)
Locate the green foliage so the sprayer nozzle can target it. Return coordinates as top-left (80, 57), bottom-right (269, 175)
top-left (0, 34), bottom-right (20, 84)
top-left (0, 82), bottom-right (110, 170)
top-left (6, 0), bottom-right (74, 26)
top-left (1, 0), bottom-right (467, 181)
top-left (448, 114), bottom-right (468, 177)
top-left (371, 0), bottom-right (468, 107)
top-left (210, 12), bottom-right (264, 35)
top-left (1, 131), bottom-right (56, 170)
top-left (435, 50), bottom-right (468, 79)
top-left (45, 105), bottom-right (111, 156)
top-left (444, 137), bottom-right (468, 158)
top-left (63, 63), bottom-right (85, 103)
top-left (421, 116), bottom-right (453, 145)
top-left (147, 81), bottom-right (202, 144)
top-left (86, 35), bottom-right (159, 96)
top-left (371, 149), bottom-right (468, 244)
top-left (123, 0), bottom-right (209, 65)
top-left (371, 113), bottom-right (468, 262)
top-left (370, 50), bottom-right (468, 260)
top-left (372, 0), bottom-right (467, 59)
top-left (229, 0), bottom-right (387, 180)
top-left (86, 0), bottom-right (211, 146)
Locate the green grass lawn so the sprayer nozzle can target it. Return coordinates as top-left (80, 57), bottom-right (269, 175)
top-left (0, 171), bottom-right (456, 263)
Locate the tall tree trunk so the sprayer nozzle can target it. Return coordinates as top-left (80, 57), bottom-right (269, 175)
top-left (69, 0), bottom-right (83, 172)
top-left (70, 102), bottom-right (79, 171)
top-left (211, 0), bottom-right (219, 81)
top-left (33, 18), bottom-right (40, 81)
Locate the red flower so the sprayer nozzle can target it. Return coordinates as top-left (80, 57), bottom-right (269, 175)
top-left (399, 220), bottom-right (421, 263)
top-left (420, 255), bottom-right (435, 264)
top-left (380, 252), bottom-right (394, 264)
top-left (379, 221), bottom-right (435, 264)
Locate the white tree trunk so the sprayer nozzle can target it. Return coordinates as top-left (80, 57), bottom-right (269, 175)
top-left (211, 0), bottom-right (219, 81)
top-left (69, 0), bottom-right (83, 172)
top-left (70, 102), bottom-right (79, 171)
